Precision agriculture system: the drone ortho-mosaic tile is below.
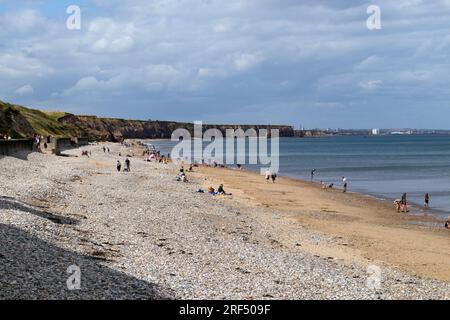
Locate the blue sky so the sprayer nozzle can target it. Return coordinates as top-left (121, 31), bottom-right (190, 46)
top-left (1, 0), bottom-right (450, 129)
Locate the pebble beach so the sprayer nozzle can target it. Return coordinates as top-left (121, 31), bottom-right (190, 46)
top-left (0, 142), bottom-right (449, 300)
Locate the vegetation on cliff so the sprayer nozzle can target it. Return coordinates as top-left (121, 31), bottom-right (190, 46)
top-left (0, 100), bottom-right (295, 141)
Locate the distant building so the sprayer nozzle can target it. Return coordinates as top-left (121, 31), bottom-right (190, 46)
top-left (371, 128), bottom-right (380, 135)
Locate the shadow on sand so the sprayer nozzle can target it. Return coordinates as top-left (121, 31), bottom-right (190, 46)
top-left (0, 150), bottom-right (34, 161)
top-left (0, 196), bottom-right (79, 225)
top-left (0, 200), bottom-right (173, 300)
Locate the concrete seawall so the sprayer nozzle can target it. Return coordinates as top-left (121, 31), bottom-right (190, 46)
top-left (53, 137), bottom-right (90, 155)
top-left (0, 139), bottom-right (34, 156)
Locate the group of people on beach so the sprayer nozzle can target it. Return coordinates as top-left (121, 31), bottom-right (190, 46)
top-left (207, 184), bottom-right (230, 196)
top-left (101, 142), bottom-right (450, 229)
top-left (394, 193), bottom-right (410, 213)
top-left (265, 170), bottom-right (277, 183)
top-left (314, 170), bottom-right (348, 193)
top-left (116, 158), bottom-right (131, 172)
top-left (395, 192), bottom-right (434, 213)
top-left (81, 150), bottom-right (92, 157)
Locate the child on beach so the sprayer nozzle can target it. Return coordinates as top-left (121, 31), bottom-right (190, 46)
top-left (445, 217), bottom-right (450, 229)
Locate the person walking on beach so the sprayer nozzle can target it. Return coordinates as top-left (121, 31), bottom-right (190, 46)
top-left (311, 169), bottom-right (316, 182)
top-left (125, 158), bottom-right (131, 172)
top-left (424, 193), bottom-right (430, 208)
top-left (342, 176), bottom-right (348, 193)
top-left (401, 193), bottom-right (408, 212)
top-left (103, 146), bottom-right (106, 153)
top-left (116, 160), bottom-right (122, 172)
top-left (271, 173), bottom-right (277, 183)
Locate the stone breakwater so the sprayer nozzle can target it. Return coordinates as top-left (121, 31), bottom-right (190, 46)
top-left (0, 144), bottom-right (448, 299)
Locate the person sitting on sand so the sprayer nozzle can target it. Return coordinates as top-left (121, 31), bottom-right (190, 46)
top-left (208, 186), bottom-right (216, 194)
top-left (320, 180), bottom-right (327, 190)
top-left (217, 184), bottom-right (226, 195)
top-left (445, 217), bottom-right (450, 229)
top-left (328, 183), bottom-right (334, 189)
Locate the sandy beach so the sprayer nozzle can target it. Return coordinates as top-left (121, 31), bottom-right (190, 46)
top-left (192, 166), bottom-right (450, 282)
top-left (0, 141), bottom-right (449, 299)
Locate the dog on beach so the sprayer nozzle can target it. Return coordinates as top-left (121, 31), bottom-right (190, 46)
top-left (394, 199), bottom-right (402, 212)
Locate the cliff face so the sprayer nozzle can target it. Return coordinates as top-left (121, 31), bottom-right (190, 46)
top-left (0, 104), bottom-right (34, 138)
top-left (58, 114), bottom-right (196, 141)
top-left (0, 101), bottom-right (74, 138)
top-left (0, 100), bottom-right (295, 141)
top-left (59, 115), bottom-right (295, 141)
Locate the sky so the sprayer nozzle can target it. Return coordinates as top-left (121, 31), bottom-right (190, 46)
top-left (0, 0), bottom-right (450, 129)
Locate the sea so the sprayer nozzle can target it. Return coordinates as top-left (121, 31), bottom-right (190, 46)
top-left (149, 135), bottom-right (450, 219)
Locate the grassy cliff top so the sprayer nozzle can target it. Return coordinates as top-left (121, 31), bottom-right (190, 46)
top-left (0, 101), bottom-right (73, 138)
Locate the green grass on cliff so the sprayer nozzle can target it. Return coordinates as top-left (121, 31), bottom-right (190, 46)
top-left (0, 100), bottom-right (73, 137)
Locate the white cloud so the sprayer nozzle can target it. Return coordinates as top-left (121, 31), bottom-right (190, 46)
top-left (0, 53), bottom-right (53, 78)
top-left (88, 18), bottom-right (136, 53)
top-left (0, 9), bottom-right (45, 33)
top-left (15, 85), bottom-right (34, 96)
top-left (233, 53), bottom-right (263, 71)
top-left (359, 80), bottom-right (383, 91)
top-left (1, 0), bottom-right (450, 127)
